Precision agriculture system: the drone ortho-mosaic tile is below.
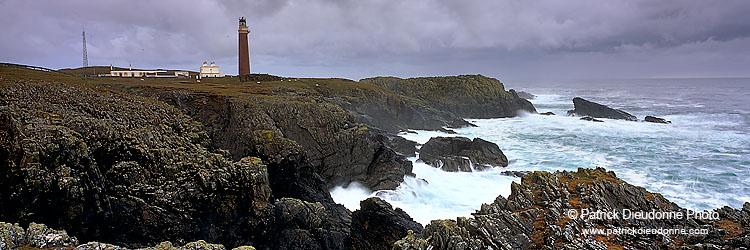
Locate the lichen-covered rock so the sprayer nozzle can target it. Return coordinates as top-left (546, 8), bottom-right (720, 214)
top-left (23, 222), bottom-right (79, 249)
top-left (75, 242), bottom-right (129, 250)
top-left (0, 222), bottom-right (25, 249)
top-left (0, 76), bottom-right (342, 249)
top-left (418, 137), bottom-right (508, 172)
top-left (567, 97), bottom-right (637, 121)
top-left (393, 168), bottom-right (750, 249)
top-left (350, 197), bottom-right (423, 250)
top-left (120, 87), bottom-right (413, 191)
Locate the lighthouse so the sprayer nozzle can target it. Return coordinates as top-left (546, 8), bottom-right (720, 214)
top-left (238, 17), bottom-right (251, 75)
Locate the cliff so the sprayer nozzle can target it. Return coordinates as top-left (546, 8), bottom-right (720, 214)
top-left (361, 75), bottom-right (537, 119)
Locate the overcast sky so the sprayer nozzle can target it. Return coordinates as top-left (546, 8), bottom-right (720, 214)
top-left (1, 0), bottom-right (749, 80)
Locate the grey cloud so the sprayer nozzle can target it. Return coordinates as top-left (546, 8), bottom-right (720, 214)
top-left (1, 0), bottom-right (749, 79)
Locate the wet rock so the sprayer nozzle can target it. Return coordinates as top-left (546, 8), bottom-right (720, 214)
top-left (351, 197), bottom-right (423, 250)
top-left (644, 115), bottom-right (671, 124)
top-left (540, 111), bottom-right (555, 116)
top-left (386, 136), bottom-right (418, 158)
top-left (567, 97), bottom-right (637, 121)
top-left (516, 91), bottom-right (536, 100)
top-left (500, 170), bottom-right (530, 178)
top-left (418, 137), bottom-right (508, 172)
top-left (580, 116), bottom-right (604, 122)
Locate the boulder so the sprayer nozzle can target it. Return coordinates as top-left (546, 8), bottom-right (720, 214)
top-left (387, 136), bottom-right (418, 158)
top-left (540, 112), bottom-right (555, 116)
top-left (516, 91), bottom-right (536, 100)
top-left (644, 116), bottom-right (671, 124)
top-left (418, 137), bottom-right (508, 172)
top-left (580, 116), bottom-right (604, 122)
top-left (350, 197), bottom-right (423, 250)
top-left (567, 97), bottom-right (636, 121)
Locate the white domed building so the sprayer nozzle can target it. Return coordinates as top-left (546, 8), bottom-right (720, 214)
top-left (199, 61), bottom-right (225, 78)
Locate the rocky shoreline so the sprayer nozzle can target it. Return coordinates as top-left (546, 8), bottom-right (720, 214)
top-left (1, 65), bottom-right (748, 249)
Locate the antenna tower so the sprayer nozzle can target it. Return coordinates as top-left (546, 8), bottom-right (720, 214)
top-left (82, 29), bottom-right (89, 75)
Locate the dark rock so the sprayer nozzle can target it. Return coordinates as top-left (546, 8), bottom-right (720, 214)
top-left (540, 111), bottom-right (555, 116)
top-left (350, 197), bottom-right (423, 250)
top-left (516, 91), bottom-right (536, 100)
top-left (115, 87), bottom-right (413, 191)
top-left (644, 115), bottom-right (671, 124)
top-left (418, 137), bottom-right (508, 172)
top-left (0, 79), bottom-right (348, 249)
top-left (386, 136), bottom-right (418, 158)
top-left (500, 170), bottom-right (530, 178)
top-left (580, 116), bottom-right (604, 122)
top-left (567, 97), bottom-right (637, 121)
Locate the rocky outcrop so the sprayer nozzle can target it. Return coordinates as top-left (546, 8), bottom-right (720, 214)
top-left (0, 78), bottom-right (350, 249)
top-left (567, 97), bottom-right (637, 121)
top-left (516, 91), bottom-right (536, 100)
top-left (113, 86), bottom-right (413, 191)
top-left (350, 197), bottom-right (423, 250)
top-left (645, 115), bottom-right (671, 124)
top-left (0, 222), bottom-right (257, 250)
top-left (361, 75), bottom-right (537, 119)
top-left (393, 168), bottom-right (750, 249)
top-left (418, 137), bottom-right (508, 172)
top-left (580, 116), bottom-right (604, 122)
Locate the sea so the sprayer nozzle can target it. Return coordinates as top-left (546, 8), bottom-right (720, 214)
top-left (331, 78), bottom-right (750, 225)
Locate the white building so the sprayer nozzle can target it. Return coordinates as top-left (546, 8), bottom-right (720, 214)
top-left (103, 64), bottom-right (189, 78)
top-left (199, 61), bottom-right (224, 78)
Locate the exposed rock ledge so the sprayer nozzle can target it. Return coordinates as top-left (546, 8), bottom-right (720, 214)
top-left (567, 97), bottom-right (637, 121)
top-left (393, 168), bottom-right (750, 249)
top-left (0, 222), bottom-right (256, 250)
top-left (418, 137), bottom-right (508, 172)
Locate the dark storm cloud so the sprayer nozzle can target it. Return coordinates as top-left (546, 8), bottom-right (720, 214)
top-left (1, 0), bottom-right (749, 79)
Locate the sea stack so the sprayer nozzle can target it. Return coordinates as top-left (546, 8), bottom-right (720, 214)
top-left (567, 97), bottom-right (637, 121)
top-left (238, 17), bottom-right (251, 75)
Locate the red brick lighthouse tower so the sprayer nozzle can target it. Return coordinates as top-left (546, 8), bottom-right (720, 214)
top-left (238, 17), bottom-right (251, 75)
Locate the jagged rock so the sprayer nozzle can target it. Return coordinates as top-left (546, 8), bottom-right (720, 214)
top-left (540, 111), bottom-right (555, 116)
top-left (0, 222), bottom-right (260, 249)
top-left (516, 91), bottom-right (536, 100)
top-left (120, 88), bottom-right (413, 191)
top-left (393, 168), bottom-right (750, 249)
top-left (418, 137), bottom-right (508, 172)
top-left (23, 222), bottom-right (79, 249)
top-left (580, 116), bottom-right (604, 122)
top-left (351, 197), bottom-right (423, 250)
top-left (0, 222), bottom-right (25, 249)
top-left (567, 97), bottom-right (637, 121)
top-left (0, 78), bottom-right (346, 249)
top-left (386, 136), bottom-right (418, 158)
top-left (75, 242), bottom-right (129, 250)
top-left (500, 170), bottom-right (530, 178)
top-left (644, 115), bottom-right (671, 124)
